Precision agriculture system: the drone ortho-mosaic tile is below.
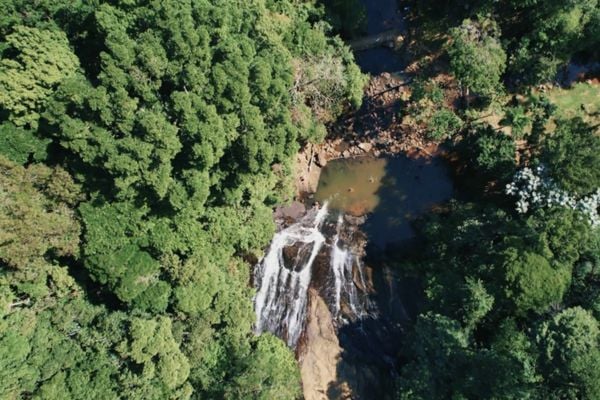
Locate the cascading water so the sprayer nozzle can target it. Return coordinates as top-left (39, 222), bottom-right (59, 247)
top-left (254, 203), bottom-right (329, 347)
top-left (254, 202), bottom-right (369, 347)
top-left (330, 215), bottom-right (367, 320)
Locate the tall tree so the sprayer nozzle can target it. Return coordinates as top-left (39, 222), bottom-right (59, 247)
top-left (448, 18), bottom-right (506, 102)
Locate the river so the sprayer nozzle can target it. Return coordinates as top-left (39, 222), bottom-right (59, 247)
top-left (315, 155), bottom-right (454, 399)
top-left (254, 1), bottom-right (459, 398)
top-left (354, 0), bottom-right (406, 74)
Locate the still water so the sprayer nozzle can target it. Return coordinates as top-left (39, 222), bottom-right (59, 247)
top-left (315, 155), bottom-right (455, 248)
top-left (310, 154), bottom-right (455, 398)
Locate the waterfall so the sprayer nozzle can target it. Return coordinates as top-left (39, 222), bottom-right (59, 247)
top-left (330, 215), bottom-right (367, 320)
top-left (254, 203), bottom-right (329, 347)
top-left (254, 203), bottom-right (369, 347)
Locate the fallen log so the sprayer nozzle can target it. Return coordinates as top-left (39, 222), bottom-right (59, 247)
top-left (348, 29), bottom-right (404, 52)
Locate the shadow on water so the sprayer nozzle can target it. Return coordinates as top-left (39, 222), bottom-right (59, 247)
top-left (316, 1), bottom-right (458, 397)
top-left (322, 154), bottom-right (455, 399)
top-left (353, 0), bottom-right (406, 74)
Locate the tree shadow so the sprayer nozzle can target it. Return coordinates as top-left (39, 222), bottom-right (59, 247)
top-left (327, 154), bottom-right (455, 399)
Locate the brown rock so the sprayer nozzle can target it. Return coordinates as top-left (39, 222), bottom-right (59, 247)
top-left (294, 146), bottom-right (323, 195)
top-left (274, 201), bottom-right (306, 222)
top-left (299, 290), bottom-right (343, 400)
top-left (315, 149), bottom-right (328, 168)
top-left (358, 142), bottom-right (373, 153)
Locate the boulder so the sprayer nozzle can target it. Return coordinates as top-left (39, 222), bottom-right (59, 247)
top-left (274, 201), bottom-right (306, 222)
top-left (315, 149), bottom-right (328, 167)
top-left (358, 142), bottom-right (373, 153)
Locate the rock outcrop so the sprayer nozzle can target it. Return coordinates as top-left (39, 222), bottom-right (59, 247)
top-left (299, 289), bottom-right (346, 400)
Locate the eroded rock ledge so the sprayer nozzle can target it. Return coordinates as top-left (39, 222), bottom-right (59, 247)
top-left (294, 73), bottom-right (440, 196)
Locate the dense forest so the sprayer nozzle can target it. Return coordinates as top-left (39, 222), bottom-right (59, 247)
top-left (0, 0), bottom-right (364, 398)
top-left (396, 0), bottom-right (600, 399)
top-left (1, 0), bottom-right (599, 399)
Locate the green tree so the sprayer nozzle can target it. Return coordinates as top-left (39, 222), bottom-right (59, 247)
top-left (500, 106), bottom-right (531, 139)
top-left (224, 334), bottom-right (301, 400)
top-left (502, 248), bottom-right (570, 315)
top-left (462, 126), bottom-right (516, 181)
top-left (398, 313), bottom-right (469, 400)
top-left (0, 122), bottom-right (49, 164)
top-left (448, 19), bottom-right (506, 102)
top-left (541, 118), bottom-right (600, 196)
top-left (0, 156), bottom-right (81, 270)
top-left (0, 25), bottom-right (79, 128)
top-left (536, 307), bottom-right (600, 399)
top-left (428, 109), bottom-right (463, 140)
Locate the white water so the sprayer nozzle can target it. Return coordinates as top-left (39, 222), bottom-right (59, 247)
top-left (254, 203), bottom-right (329, 347)
top-left (330, 215), bottom-right (366, 319)
top-left (255, 203), bottom-right (369, 347)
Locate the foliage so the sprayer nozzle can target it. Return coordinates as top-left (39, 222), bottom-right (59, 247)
top-left (397, 195), bottom-right (597, 398)
top-left (320, 0), bottom-right (368, 39)
top-left (410, 0), bottom-right (599, 85)
top-left (541, 118), bottom-right (600, 195)
top-left (506, 165), bottom-right (600, 226)
top-left (224, 334), bottom-right (302, 400)
top-left (500, 106), bottom-right (531, 139)
top-left (0, 0), bottom-right (367, 398)
top-left (507, 0), bottom-right (599, 84)
top-left (410, 79), bottom-right (445, 105)
top-left (536, 307), bottom-right (600, 399)
top-left (407, 79), bottom-right (463, 141)
top-left (398, 313), bottom-right (469, 400)
top-left (448, 19), bottom-right (507, 100)
top-left (428, 109), bottom-right (463, 140)
top-left (501, 248), bottom-right (570, 315)
top-left (0, 25), bottom-right (79, 128)
top-left (0, 122), bottom-right (49, 164)
top-left (0, 156), bottom-right (81, 270)
top-left (461, 125), bottom-right (516, 181)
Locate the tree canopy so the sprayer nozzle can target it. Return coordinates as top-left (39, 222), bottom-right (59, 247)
top-left (0, 0), bottom-right (366, 398)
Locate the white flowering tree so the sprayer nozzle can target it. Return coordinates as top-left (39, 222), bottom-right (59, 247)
top-left (506, 165), bottom-right (600, 227)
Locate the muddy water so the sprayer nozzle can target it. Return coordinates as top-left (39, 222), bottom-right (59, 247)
top-left (315, 155), bottom-right (455, 248)
top-left (315, 157), bottom-right (387, 216)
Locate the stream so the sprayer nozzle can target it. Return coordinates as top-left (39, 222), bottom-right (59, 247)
top-left (354, 0), bottom-right (406, 74)
top-left (254, 1), bottom-right (459, 398)
top-left (254, 155), bottom-right (455, 398)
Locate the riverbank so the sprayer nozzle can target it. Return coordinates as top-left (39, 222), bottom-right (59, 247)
top-left (294, 72), bottom-right (442, 196)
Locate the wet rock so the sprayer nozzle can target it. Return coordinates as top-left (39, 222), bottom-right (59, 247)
top-left (274, 201), bottom-right (306, 222)
top-left (310, 251), bottom-right (333, 294)
top-left (299, 289), bottom-right (344, 400)
top-left (282, 244), bottom-right (301, 269)
top-left (344, 214), bottom-right (367, 226)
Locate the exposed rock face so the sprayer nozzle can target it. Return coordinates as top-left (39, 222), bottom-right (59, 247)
top-left (299, 289), bottom-right (347, 400)
top-left (295, 145), bottom-right (323, 195)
